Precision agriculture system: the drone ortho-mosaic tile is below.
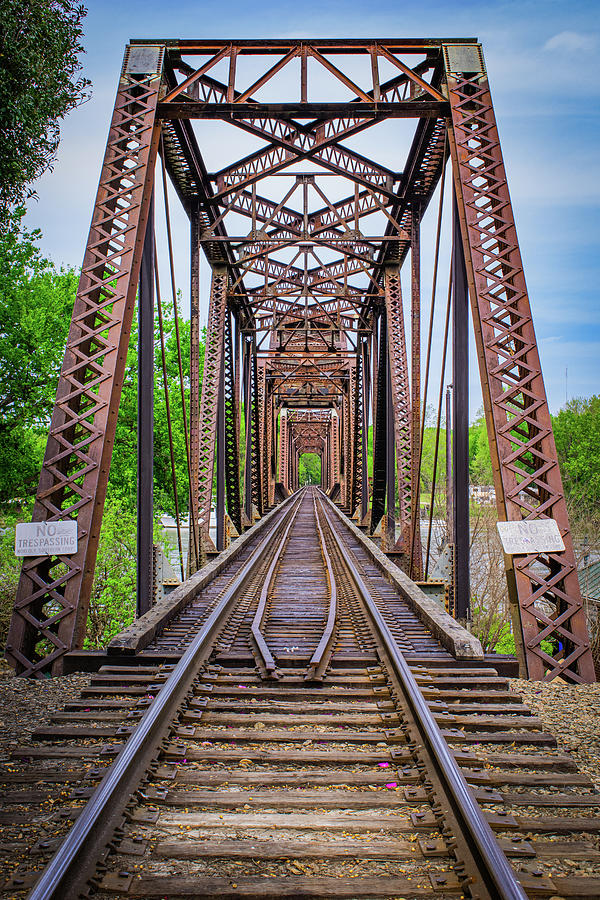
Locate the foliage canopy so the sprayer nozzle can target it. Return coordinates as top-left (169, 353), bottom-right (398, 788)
top-left (298, 453), bottom-right (321, 485)
top-left (0, 210), bottom-right (76, 503)
top-left (553, 396), bottom-right (600, 517)
top-left (0, 0), bottom-right (90, 221)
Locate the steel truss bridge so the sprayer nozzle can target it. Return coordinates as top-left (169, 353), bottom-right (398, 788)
top-left (5, 38), bottom-right (594, 684)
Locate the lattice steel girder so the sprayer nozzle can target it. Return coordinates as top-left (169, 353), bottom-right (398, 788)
top-left (217, 184), bottom-right (408, 242)
top-left (210, 120), bottom-right (401, 202)
top-left (384, 269), bottom-right (412, 537)
top-left (278, 409), bottom-right (288, 483)
top-left (188, 209), bottom-right (203, 574)
top-left (445, 43), bottom-right (595, 683)
top-left (371, 312), bottom-right (388, 532)
top-left (250, 348), bottom-right (263, 515)
top-left (223, 310), bottom-right (242, 534)
top-left (351, 350), bottom-right (364, 515)
top-left (197, 268), bottom-right (228, 538)
top-left (6, 47), bottom-right (165, 677)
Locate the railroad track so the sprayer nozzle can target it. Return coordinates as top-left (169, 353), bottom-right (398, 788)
top-left (2, 487), bottom-right (600, 899)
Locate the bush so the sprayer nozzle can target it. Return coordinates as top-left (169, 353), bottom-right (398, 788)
top-left (84, 497), bottom-right (137, 649)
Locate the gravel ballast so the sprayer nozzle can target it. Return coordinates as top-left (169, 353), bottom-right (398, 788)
top-left (0, 660), bottom-right (91, 763)
top-left (1, 662), bottom-right (599, 788)
top-left (511, 677), bottom-right (600, 788)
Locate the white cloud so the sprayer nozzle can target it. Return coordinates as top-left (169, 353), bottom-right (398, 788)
top-left (543, 31), bottom-right (597, 53)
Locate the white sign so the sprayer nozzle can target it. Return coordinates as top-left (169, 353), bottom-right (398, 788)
top-left (496, 520), bottom-right (565, 555)
top-left (15, 521), bottom-right (78, 557)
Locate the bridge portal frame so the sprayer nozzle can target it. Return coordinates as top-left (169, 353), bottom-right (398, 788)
top-left (6, 38), bottom-right (594, 683)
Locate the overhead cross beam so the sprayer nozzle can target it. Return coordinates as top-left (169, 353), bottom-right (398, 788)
top-left (7, 36), bottom-right (593, 686)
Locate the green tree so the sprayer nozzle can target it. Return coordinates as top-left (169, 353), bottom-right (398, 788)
top-left (299, 453), bottom-right (321, 485)
top-left (0, 0), bottom-right (90, 221)
top-left (553, 396), bottom-right (600, 516)
top-left (83, 496), bottom-right (137, 648)
top-left (107, 299), bottom-right (200, 519)
top-left (469, 413), bottom-right (493, 485)
top-left (0, 209), bottom-right (76, 503)
top-left (420, 426), bottom-right (447, 493)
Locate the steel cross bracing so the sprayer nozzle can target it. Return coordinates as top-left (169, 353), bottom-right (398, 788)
top-left (6, 50), bottom-right (164, 677)
top-left (7, 37), bottom-right (594, 685)
top-left (445, 50), bottom-right (595, 682)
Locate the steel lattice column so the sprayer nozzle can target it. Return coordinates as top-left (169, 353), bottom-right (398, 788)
top-left (351, 350), bottom-right (364, 515)
top-left (332, 411), bottom-right (340, 491)
top-left (188, 209), bottom-right (202, 574)
top-left (265, 389), bottom-right (275, 507)
top-left (251, 347), bottom-right (262, 515)
top-left (384, 269), bottom-right (412, 543)
top-left (445, 43), bottom-right (595, 683)
top-left (343, 381), bottom-right (352, 510)
top-left (6, 46), bottom-right (164, 676)
top-left (223, 310), bottom-right (242, 534)
top-left (137, 195), bottom-right (155, 617)
top-left (257, 361), bottom-right (269, 513)
top-left (360, 338), bottom-right (371, 521)
top-left (371, 312), bottom-right (388, 533)
top-left (278, 409), bottom-right (288, 485)
top-left (410, 213), bottom-right (423, 578)
top-left (197, 268), bottom-right (228, 542)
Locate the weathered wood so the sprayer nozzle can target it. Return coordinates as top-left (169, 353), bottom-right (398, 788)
top-left (471, 752), bottom-right (578, 771)
top-left (155, 768), bottom-right (418, 786)
top-left (515, 816), bottom-right (600, 834)
top-left (179, 727), bottom-right (402, 744)
top-left (99, 874), bottom-right (454, 898)
top-left (164, 744), bottom-right (399, 764)
top-left (154, 837), bottom-right (425, 859)
top-left (146, 788), bottom-right (416, 808)
top-left (442, 729), bottom-right (556, 746)
top-left (156, 810), bottom-right (434, 831)
top-left (502, 792), bottom-right (600, 808)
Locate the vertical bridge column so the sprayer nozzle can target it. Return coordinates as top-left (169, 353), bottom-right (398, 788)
top-left (6, 45), bottom-right (164, 676)
top-left (445, 42), bottom-right (595, 682)
top-left (197, 267), bottom-right (228, 550)
top-left (384, 268), bottom-right (412, 558)
top-left (277, 409), bottom-right (288, 489)
top-left (223, 310), bottom-right (242, 537)
top-left (137, 195), bottom-right (155, 617)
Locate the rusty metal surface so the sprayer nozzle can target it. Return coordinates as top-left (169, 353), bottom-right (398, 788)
top-left (445, 50), bottom-right (595, 683)
top-left (384, 268), bottom-right (412, 543)
top-left (6, 52), bottom-right (164, 676)
top-left (7, 36), bottom-right (591, 688)
top-left (197, 269), bottom-right (228, 542)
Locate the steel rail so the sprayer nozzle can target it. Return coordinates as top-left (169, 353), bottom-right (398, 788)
top-left (304, 490), bottom-right (338, 681)
top-left (27, 491), bottom-right (303, 900)
top-left (316, 490), bottom-right (528, 900)
top-left (250, 498), bottom-right (302, 678)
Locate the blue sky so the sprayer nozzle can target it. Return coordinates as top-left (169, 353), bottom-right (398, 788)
top-left (24, 0), bottom-right (599, 416)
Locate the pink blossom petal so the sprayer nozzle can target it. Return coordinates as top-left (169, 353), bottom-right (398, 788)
top-left (378, 762), bottom-right (390, 768)
top-left (385, 782), bottom-right (398, 789)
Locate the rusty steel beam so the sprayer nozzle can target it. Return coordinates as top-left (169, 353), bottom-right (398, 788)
top-left (223, 310), bottom-right (242, 534)
top-left (410, 209), bottom-right (423, 578)
top-left (188, 208), bottom-right (203, 573)
top-left (445, 43), bottom-right (594, 683)
top-left (384, 269), bottom-right (412, 547)
top-left (137, 195), bottom-right (155, 617)
top-left (6, 46), bottom-right (165, 676)
top-left (197, 268), bottom-right (228, 543)
top-left (159, 101), bottom-right (447, 121)
top-left (8, 35), bottom-right (586, 692)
